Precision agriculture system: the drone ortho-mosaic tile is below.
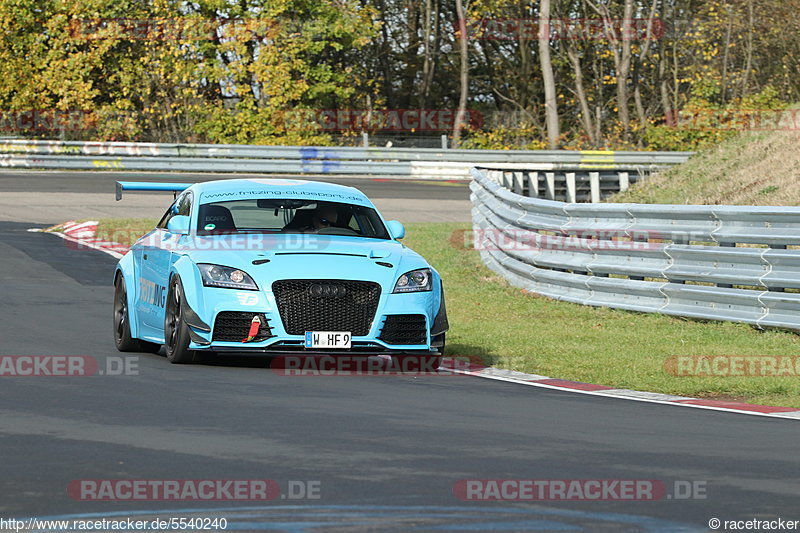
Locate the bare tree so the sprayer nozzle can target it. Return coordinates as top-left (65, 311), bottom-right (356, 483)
top-left (419, 0), bottom-right (441, 109)
top-left (539, 0), bottom-right (560, 148)
top-left (740, 0), bottom-right (755, 98)
top-left (632, 0), bottom-right (659, 133)
top-left (587, 0), bottom-right (634, 140)
top-left (452, 0), bottom-right (469, 146)
top-left (567, 45), bottom-right (597, 145)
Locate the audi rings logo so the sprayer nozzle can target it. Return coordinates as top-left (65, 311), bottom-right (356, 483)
top-left (308, 284), bottom-right (346, 298)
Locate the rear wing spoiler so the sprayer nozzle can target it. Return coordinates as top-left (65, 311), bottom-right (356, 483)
top-left (116, 181), bottom-right (191, 201)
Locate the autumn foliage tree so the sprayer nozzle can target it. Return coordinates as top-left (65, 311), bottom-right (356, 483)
top-left (0, 0), bottom-right (798, 149)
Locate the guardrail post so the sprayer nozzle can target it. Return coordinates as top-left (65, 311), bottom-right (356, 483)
top-left (566, 172), bottom-right (577, 203)
top-left (441, 135), bottom-right (448, 149)
top-left (589, 171), bottom-right (600, 203)
top-left (618, 171), bottom-right (630, 192)
top-left (362, 132), bottom-right (369, 147)
top-left (545, 172), bottom-right (556, 200)
top-left (717, 242), bottom-right (735, 288)
top-left (768, 244), bottom-right (788, 292)
top-left (500, 171), bottom-right (508, 189)
top-left (527, 171), bottom-right (539, 198)
top-left (513, 171), bottom-right (524, 195)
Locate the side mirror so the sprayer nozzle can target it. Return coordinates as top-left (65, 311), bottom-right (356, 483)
top-left (386, 220), bottom-right (405, 240)
top-left (167, 215), bottom-right (190, 235)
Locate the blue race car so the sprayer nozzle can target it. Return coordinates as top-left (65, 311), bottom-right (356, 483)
top-left (112, 179), bottom-right (448, 365)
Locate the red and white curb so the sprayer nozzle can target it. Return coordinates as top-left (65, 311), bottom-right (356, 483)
top-left (28, 220), bottom-right (130, 259)
top-left (441, 358), bottom-right (800, 421)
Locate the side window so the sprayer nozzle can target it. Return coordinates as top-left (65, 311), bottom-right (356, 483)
top-left (177, 192), bottom-right (193, 216)
top-left (156, 192), bottom-right (193, 229)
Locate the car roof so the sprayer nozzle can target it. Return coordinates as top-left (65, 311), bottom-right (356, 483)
top-left (190, 178), bottom-right (374, 207)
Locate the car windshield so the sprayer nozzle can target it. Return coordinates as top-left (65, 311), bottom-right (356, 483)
top-left (196, 199), bottom-right (391, 239)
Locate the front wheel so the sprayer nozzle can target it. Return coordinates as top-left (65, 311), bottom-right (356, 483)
top-left (113, 276), bottom-right (142, 352)
top-left (164, 276), bottom-right (195, 364)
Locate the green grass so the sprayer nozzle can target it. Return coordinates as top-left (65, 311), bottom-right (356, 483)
top-left (92, 218), bottom-right (800, 408)
top-left (409, 223), bottom-right (800, 408)
top-left (610, 128), bottom-right (800, 206)
top-left (95, 218), bottom-right (159, 245)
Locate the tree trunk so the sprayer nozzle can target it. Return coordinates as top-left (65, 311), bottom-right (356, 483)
top-left (741, 0), bottom-right (755, 98)
top-left (419, 0), bottom-right (438, 109)
top-left (538, 0), bottom-right (560, 149)
top-left (616, 0), bottom-right (633, 139)
top-left (452, 0), bottom-right (469, 147)
top-left (567, 46), bottom-right (596, 146)
top-left (632, 0), bottom-right (659, 132)
top-left (659, 54), bottom-right (673, 124)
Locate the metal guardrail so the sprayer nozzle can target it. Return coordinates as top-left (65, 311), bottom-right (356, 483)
top-left (470, 167), bottom-right (800, 332)
top-left (478, 167), bottom-right (645, 202)
top-left (0, 139), bottom-right (692, 180)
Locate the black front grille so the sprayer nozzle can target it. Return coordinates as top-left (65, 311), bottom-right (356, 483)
top-left (213, 312), bottom-right (274, 342)
top-left (379, 314), bottom-right (427, 345)
top-left (272, 280), bottom-right (381, 336)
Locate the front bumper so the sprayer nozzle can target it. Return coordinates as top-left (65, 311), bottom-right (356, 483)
top-left (185, 284), bottom-right (446, 354)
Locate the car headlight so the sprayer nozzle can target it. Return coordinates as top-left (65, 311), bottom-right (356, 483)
top-left (197, 264), bottom-right (259, 290)
top-left (393, 268), bottom-right (432, 293)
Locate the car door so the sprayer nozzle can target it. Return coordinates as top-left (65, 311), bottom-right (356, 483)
top-left (138, 192), bottom-right (193, 334)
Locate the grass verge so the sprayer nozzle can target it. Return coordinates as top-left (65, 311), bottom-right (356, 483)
top-left (611, 129), bottom-right (800, 205)
top-left (94, 218), bottom-right (800, 408)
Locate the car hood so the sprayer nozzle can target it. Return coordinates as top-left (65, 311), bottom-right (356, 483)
top-left (176, 234), bottom-right (429, 288)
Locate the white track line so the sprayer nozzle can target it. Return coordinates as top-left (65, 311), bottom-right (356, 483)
top-left (441, 360), bottom-right (800, 421)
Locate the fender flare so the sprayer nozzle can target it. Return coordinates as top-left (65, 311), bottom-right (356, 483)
top-left (169, 257), bottom-right (211, 335)
top-left (431, 282), bottom-right (449, 336)
top-left (114, 253), bottom-right (141, 338)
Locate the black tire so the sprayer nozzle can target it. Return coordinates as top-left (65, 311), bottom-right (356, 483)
top-left (164, 276), bottom-right (195, 364)
top-left (113, 276), bottom-right (142, 352)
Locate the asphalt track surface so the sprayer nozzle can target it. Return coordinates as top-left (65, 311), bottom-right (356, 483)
top-left (0, 171), bottom-right (469, 200)
top-left (1, 172), bottom-right (799, 532)
top-left (0, 171), bottom-right (472, 224)
top-left (1, 221), bottom-right (800, 532)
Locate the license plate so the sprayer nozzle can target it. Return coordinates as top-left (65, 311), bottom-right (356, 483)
top-left (304, 331), bottom-right (352, 349)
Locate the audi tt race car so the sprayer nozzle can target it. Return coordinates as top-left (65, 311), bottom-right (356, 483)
top-left (112, 178), bottom-right (448, 366)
